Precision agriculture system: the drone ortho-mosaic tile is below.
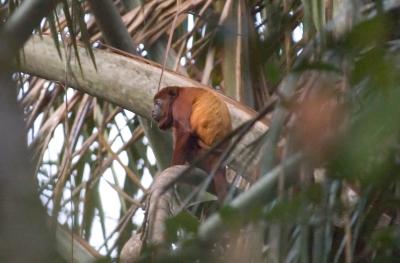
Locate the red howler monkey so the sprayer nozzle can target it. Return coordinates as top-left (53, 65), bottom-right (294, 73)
top-left (152, 86), bottom-right (232, 201)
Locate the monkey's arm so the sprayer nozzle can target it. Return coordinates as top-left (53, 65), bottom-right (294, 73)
top-left (171, 94), bottom-right (195, 165)
top-left (171, 126), bottom-right (194, 165)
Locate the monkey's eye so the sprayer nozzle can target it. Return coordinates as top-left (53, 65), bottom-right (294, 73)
top-left (155, 99), bottom-right (162, 106)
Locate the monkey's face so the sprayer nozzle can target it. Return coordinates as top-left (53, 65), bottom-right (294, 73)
top-left (152, 96), bottom-right (173, 130)
top-left (151, 98), bottom-right (165, 121)
top-left (152, 87), bottom-right (179, 130)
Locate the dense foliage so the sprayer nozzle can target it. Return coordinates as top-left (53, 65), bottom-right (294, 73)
top-left (1, 0), bottom-right (400, 262)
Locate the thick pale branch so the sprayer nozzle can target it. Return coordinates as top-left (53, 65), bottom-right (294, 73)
top-left (21, 35), bottom-right (268, 165)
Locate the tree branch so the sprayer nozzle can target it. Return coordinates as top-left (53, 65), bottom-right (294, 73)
top-left (20, 35), bottom-right (268, 168)
top-left (198, 153), bottom-right (302, 242)
top-left (120, 165), bottom-right (208, 262)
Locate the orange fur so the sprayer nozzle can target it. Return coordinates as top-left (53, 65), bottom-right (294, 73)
top-left (152, 86), bottom-right (232, 201)
top-left (190, 88), bottom-right (232, 146)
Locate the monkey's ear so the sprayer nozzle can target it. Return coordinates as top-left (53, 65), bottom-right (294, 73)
top-left (168, 86), bottom-right (179, 97)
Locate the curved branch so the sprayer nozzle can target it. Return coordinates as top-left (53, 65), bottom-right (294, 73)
top-left (121, 165), bottom-right (207, 262)
top-left (144, 165), bottom-right (208, 244)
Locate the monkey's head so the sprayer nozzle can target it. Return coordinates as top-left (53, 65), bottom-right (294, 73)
top-left (152, 86), bottom-right (179, 129)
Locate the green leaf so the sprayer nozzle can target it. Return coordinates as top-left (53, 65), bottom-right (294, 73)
top-left (293, 61), bottom-right (341, 73)
top-left (219, 205), bottom-right (239, 226)
top-left (265, 62), bottom-right (282, 86)
top-left (264, 184), bottom-right (323, 224)
top-left (343, 15), bottom-right (390, 52)
top-left (369, 226), bottom-right (400, 250)
top-left (165, 211), bottom-right (199, 242)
